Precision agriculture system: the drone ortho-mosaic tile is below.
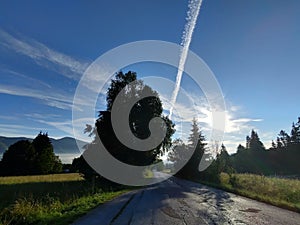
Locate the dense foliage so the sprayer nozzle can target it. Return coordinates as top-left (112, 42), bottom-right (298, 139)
top-left (231, 117), bottom-right (300, 176)
top-left (0, 132), bottom-right (62, 176)
top-left (73, 71), bottom-right (175, 179)
top-left (170, 116), bottom-right (300, 183)
top-left (170, 118), bottom-right (207, 179)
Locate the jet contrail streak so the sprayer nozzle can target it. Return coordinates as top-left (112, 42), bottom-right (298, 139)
top-left (169, 0), bottom-right (203, 119)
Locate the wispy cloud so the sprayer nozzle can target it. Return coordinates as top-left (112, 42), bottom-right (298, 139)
top-left (0, 124), bottom-right (50, 138)
top-left (0, 76), bottom-right (100, 110)
top-left (1, 68), bottom-right (52, 89)
top-left (0, 84), bottom-right (74, 110)
top-left (0, 29), bottom-right (89, 81)
top-left (0, 115), bottom-right (17, 120)
top-left (24, 113), bottom-right (62, 120)
top-left (0, 29), bottom-right (114, 109)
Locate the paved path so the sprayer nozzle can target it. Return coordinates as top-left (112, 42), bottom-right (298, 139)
top-left (72, 177), bottom-right (300, 225)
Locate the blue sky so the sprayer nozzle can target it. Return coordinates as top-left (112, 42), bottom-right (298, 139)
top-left (0, 0), bottom-right (300, 153)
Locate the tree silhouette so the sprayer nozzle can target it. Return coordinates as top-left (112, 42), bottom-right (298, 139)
top-left (204, 143), bottom-right (233, 183)
top-left (0, 132), bottom-right (62, 176)
top-left (78, 71), bottom-right (175, 179)
top-left (32, 132), bottom-right (62, 174)
top-left (217, 144), bottom-right (233, 174)
top-left (0, 140), bottom-right (34, 175)
top-left (290, 119), bottom-right (300, 144)
top-left (174, 118), bottom-right (207, 179)
top-left (247, 130), bottom-right (265, 150)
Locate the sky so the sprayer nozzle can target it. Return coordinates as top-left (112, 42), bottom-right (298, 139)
top-left (0, 0), bottom-right (300, 154)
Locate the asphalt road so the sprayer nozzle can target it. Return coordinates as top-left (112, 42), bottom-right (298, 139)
top-left (72, 176), bottom-right (300, 225)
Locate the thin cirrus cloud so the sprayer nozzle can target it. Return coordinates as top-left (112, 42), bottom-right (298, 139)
top-left (0, 83), bottom-right (99, 111)
top-left (0, 29), bottom-right (264, 151)
top-left (0, 29), bottom-right (112, 110)
top-left (0, 83), bottom-right (74, 110)
top-left (0, 29), bottom-right (89, 81)
top-left (1, 68), bottom-right (52, 89)
top-left (0, 123), bottom-right (50, 138)
top-left (0, 29), bottom-right (112, 88)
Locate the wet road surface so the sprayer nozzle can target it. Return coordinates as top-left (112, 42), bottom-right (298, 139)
top-left (72, 176), bottom-right (300, 225)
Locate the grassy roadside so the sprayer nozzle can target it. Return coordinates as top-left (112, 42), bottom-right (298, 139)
top-left (201, 173), bottom-right (300, 213)
top-left (0, 173), bottom-right (130, 225)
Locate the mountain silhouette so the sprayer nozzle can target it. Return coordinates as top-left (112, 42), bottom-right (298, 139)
top-left (0, 136), bottom-right (87, 155)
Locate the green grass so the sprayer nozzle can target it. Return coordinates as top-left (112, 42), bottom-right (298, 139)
top-left (143, 168), bottom-right (154, 178)
top-left (0, 173), bottom-right (83, 184)
top-left (0, 173), bottom-right (130, 225)
top-left (204, 173), bottom-right (300, 212)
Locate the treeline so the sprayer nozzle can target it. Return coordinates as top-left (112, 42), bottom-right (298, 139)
top-left (169, 117), bottom-right (300, 183)
top-left (231, 118), bottom-right (300, 176)
top-left (0, 132), bottom-right (62, 176)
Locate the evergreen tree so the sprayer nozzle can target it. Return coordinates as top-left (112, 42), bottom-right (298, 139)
top-left (205, 143), bottom-right (233, 183)
top-left (246, 135), bottom-right (251, 149)
top-left (278, 130), bottom-right (290, 147)
top-left (276, 137), bottom-right (283, 148)
top-left (32, 132), bottom-right (62, 174)
top-left (188, 117), bottom-right (202, 147)
top-left (271, 140), bottom-right (277, 149)
top-left (175, 118), bottom-right (207, 179)
top-left (290, 120), bottom-right (300, 144)
top-left (218, 144), bottom-right (232, 173)
top-left (249, 130), bottom-right (264, 150)
top-left (237, 144), bottom-right (246, 153)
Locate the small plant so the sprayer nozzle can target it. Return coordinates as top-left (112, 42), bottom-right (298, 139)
top-left (229, 174), bottom-right (239, 188)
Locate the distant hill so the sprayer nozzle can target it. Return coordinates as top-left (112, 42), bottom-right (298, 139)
top-left (50, 137), bottom-right (87, 154)
top-left (0, 136), bottom-right (87, 154)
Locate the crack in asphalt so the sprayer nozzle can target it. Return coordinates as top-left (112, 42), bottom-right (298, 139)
top-left (110, 193), bottom-right (136, 225)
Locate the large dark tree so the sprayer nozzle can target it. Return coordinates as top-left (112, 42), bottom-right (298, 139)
top-left (32, 132), bottom-right (62, 174)
top-left (0, 140), bottom-right (35, 176)
top-left (81, 71), bottom-right (175, 176)
top-left (0, 132), bottom-right (62, 176)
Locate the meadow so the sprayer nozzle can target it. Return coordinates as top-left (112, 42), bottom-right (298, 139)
top-left (0, 173), bottom-right (129, 225)
top-left (1, 172), bottom-right (299, 225)
top-left (209, 173), bottom-right (300, 212)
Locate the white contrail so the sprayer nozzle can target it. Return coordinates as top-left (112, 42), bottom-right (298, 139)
top-left (169, 0), bottom-right (203, 119)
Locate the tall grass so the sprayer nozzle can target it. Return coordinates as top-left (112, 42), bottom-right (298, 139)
top-left (217, 173), bottom-right (300, 212)
top-left (0, 173), bottom-right (83, 184)
top-left (0, 173), bottom-right (129, 225)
